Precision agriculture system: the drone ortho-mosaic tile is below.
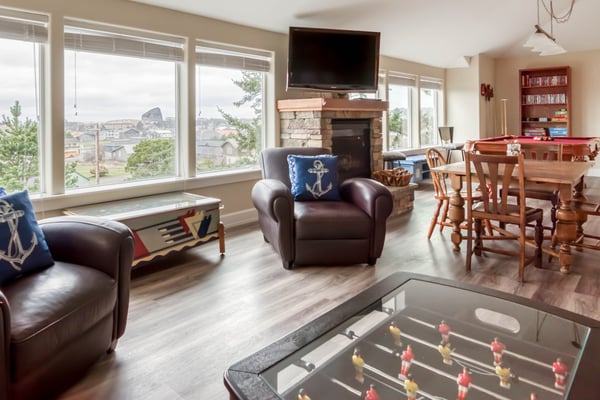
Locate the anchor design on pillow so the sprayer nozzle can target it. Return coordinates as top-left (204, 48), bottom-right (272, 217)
top-left (0, 199), bottom-right (37, 270)
top-left (306, 159), bottom-right (333, 198)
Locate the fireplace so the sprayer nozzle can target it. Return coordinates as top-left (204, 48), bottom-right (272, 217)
top-left (277, 98), bottom-right (416, 216)
top-left (277, 98), bottom-right (388, 180)
top-left (332, 119), bottom-right (371, 181)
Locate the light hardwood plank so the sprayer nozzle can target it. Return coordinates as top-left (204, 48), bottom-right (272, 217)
top-left (59, 177), bottom-right (600, 399)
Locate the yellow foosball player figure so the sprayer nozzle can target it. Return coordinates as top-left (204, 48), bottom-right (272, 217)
top-left (438, 341), bottom-right (453, 365)
top-left (352, 347), bottom-right (365, 383)
top-left (404, 374), bottom-right (419, 400)
top-left (495, 363), bottom-right (511, 389)
top-left (389, 321), bottom-right (402, 347)
top-left (297, 388), bottom-right (311, 400)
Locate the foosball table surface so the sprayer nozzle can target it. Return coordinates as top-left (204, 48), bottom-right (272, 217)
top-left (224, 273), bottom-right (600, 400)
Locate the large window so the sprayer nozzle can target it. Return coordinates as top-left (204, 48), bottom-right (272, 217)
top-left (63, 21), bottom-right (183, 189)
top-left (419, 77), bottom-right (443, 147)
top-left (0, 11), bottom-right (47, 193)
top-left (195, 43), bottom-right (271, 173)
top-left (387, 74), bottom-right (415, 149)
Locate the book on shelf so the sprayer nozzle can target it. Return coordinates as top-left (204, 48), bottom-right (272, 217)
top-left (523, 127), bottom-right (547, 136)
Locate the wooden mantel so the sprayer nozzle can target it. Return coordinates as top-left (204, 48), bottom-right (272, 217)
top-left (277, 98), bottom-right (389, 112)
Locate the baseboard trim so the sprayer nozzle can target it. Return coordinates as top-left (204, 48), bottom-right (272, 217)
top-left (221, 208), bottom-right (258, 229)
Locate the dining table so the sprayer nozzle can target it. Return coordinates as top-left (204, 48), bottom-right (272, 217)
top-left (431, 159), bottom-right (594, 274)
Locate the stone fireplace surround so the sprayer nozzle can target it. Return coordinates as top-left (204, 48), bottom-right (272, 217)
top-left (277, 98), bottom-right (388, 176)
top-left (277, 97), bottom-right (416, 216)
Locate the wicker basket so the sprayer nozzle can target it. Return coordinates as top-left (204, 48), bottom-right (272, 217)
top-left (372, 167), bottom-right (413, 186)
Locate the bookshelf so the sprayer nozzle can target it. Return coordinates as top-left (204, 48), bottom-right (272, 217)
top-left (519, 66), bottom-right (571, 137)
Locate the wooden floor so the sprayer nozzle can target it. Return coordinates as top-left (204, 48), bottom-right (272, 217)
top-left (60, 178), bottom-right (600, 400)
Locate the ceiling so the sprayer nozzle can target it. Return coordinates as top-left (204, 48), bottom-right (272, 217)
top-left (132, 0), bottom-right (597, 68)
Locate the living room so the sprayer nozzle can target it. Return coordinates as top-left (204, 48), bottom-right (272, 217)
top-left (2, 0), bottom-right (600, 399)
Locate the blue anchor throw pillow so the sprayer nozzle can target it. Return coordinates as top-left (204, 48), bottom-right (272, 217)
top-left (0, 190), bottom-right (54, 284)
top-left (287, 154), bottom-right (341, 201)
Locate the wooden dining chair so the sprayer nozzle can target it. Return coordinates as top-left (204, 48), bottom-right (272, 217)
top-left (465, 152), bottom-right (544, 282)
top-left (506, 143), bottom-right (564, 237)
top-left (425, 148), bottom-right (453, 238)
top-left (425, 148), bottom-right (490, 239)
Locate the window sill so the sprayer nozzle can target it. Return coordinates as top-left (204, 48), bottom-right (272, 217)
top-left (32, 167), bottom-right (261, 216)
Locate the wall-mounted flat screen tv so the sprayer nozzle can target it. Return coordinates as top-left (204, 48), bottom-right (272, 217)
top-left (287, 26), bottom-right (380, 93)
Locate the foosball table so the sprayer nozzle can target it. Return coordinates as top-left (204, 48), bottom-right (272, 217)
top-left (224, 273), bottom-right (600, 399)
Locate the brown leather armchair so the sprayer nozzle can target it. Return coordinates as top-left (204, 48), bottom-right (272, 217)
top-left (0, 215), bottom-right (134, 400)
top-left (252, 147), bottom-right (393, 269)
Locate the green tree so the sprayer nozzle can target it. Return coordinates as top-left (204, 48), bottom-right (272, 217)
top-left (125, 138), bottom-right (174, 179)
top-left (0, 101), bottom-right (39, 192)
top-left (389, 107), bottom-right (408, 149)
top-left (218, 71), bottom-right (262, 160)
top-left (65, 161), bottom-right (79, 188)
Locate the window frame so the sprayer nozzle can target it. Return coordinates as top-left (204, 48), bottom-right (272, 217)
top-left (61, 19), bottom-right (185, 190)
top-left (0, 9), bottom-right (48, 193)
top-left (194, 40), bottom-right (272, 175)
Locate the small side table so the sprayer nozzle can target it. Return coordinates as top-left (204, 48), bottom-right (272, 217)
top-left (64, 192), bottom-right (225, 267)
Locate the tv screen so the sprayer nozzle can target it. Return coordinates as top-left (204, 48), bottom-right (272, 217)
top-left (287, 27), bottom-right (380, 92)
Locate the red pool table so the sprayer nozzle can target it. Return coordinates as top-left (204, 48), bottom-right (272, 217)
top-left (465, 135), bottom-right (600, 160)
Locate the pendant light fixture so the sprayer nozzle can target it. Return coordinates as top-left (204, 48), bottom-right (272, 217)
top-left (523, 0), bottom-right (575, 56)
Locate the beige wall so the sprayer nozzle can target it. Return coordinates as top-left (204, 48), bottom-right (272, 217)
top-left (445, 49), bottom-right (600, 175)
top-left (495, 49), bottom-right (600, 139)
top-left (2, 0), bottom-right (444, 225)
top-left (445, 58), bottom-right (480, 143)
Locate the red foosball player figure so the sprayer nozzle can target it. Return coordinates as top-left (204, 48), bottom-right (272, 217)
top-left (456, 367), bottom-right (472, 400)
top-left (352, 347), bottom-right (365, 383)
top-left (404, 374), bottom-right (419, 400)
top-left (490, 337), bottom-right (506, 366)
top-left (495, 363), bottom-right (511, 389)
top-left (438, 341), bottom-right (453, 365)
top-left (438, 320), bottom-right (451, 344)
top-left (398, 344), bottom-right (414, 378)
top-left (530, 393), bottom-right (538, 400)
top-left (389, 321), bottom-right (402, 347)
top-left (552, 357), bottom-right (568, 390)
top-left (297, 388), bottom-right (311, 400)
top-left (364, 384), bottom-right (380, 400)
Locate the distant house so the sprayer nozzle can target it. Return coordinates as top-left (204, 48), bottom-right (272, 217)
top-left (103, 144), bottom-right (127, 161)
top-left (196, 139), bottom-right (239, 165)
top-left (120, 128), bottom-right (141, 139)
top-left (103, 119), bottom-right (140, 131)
top-left (64, 137), bottom-right (80, 158)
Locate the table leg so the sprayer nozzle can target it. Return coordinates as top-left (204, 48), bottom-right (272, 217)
top-left (448, 175), bottom-right (466, 252)
top-left (218, 221), bottom-right (226, 254)
top-left (553, 181), bottom-right (586, 274)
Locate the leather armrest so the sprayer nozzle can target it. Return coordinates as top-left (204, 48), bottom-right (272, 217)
top-left (39, 215), bottom-right (134, 279)
top-left (340, 178), bottom-right (393, 220)
top-left (251, 179), bottom-right (294, 222)
top-left (0, 290), bottom-right (9, 400)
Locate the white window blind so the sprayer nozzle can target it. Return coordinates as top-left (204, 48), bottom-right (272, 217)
top-left (196, 40), bottom-right (271, 72)
top-left (0, 10), bottom-right (47, 43)
top-left (64, 20), bottom-right (184, 62)
top-left (388, 73), bottom-right (417, 87)
top-left (420, 77), bottom-right (443, 90)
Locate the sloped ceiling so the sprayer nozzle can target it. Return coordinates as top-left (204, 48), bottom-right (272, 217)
top-left (132, 0), bottom-right (596, 68)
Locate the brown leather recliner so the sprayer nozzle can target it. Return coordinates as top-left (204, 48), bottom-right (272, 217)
top-left (252, 147), bottom-right (393, 269)
top-left (0, 215), bottom-right (134, 400)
